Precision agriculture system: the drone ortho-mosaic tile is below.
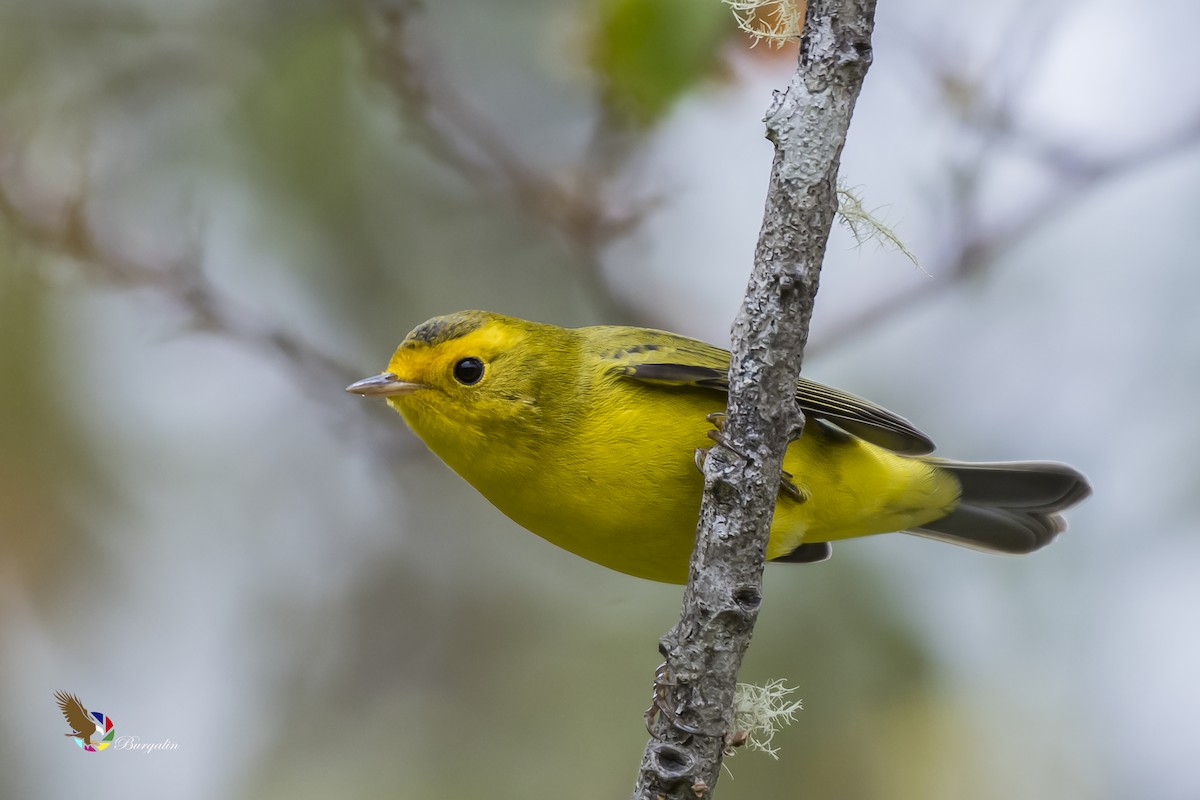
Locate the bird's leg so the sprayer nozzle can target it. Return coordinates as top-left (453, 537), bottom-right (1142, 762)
top-left (696, 413), bottom-right (807, 502)
top-left (644, 661), bottom-right (706, 738)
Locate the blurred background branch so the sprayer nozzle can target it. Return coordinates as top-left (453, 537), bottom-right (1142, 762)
top-left (810, 6), bottom-right (1200, 354)
top-left (0, 156), bottom-right (364, 388)
top-left (812, 101), bottom-right (1200, 355)
top-left (362, 0), bottom-right (650, 322)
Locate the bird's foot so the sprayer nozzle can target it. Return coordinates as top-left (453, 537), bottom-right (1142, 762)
top-left (695, 413), bottom-right (808, 502)
top-left (778, 469), bottom-right (808, 502)
top-left (703, 412), bottom-right (752, 462)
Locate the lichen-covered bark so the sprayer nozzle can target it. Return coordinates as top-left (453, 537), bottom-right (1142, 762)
top-left (631, 2), bottom-right (877, 798)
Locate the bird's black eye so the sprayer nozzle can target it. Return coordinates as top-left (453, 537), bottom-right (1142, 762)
top-left (453, 357), bottom-right (485, 385)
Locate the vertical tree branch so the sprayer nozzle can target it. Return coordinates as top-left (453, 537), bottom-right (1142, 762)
top-left (632, 1), bottom-right (877, 797)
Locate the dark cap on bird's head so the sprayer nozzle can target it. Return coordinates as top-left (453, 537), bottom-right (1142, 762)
top-left (400, 311), bottom-right (489, 348)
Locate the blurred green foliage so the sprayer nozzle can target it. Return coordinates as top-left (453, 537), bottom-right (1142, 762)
top-left (591, 0), bottom-right (733, 126)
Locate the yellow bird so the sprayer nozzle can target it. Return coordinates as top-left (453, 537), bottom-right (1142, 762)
top-left (347, 311), bottom-right (1091, 584)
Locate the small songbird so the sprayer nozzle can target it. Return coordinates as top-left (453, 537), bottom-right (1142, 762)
top-left (55, 691), bottom-right (98, 745)
top-left (348, 311), bottom-right (1091, 584)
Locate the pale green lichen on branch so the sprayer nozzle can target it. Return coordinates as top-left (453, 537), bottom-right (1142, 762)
top-left (837, 184), bottom-right (924, 273)
top-left (730, 678), bottom-right (804, 759)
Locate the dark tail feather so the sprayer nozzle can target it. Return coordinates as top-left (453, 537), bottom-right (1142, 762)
top-left (908, 460), bottom-right (1091, 554)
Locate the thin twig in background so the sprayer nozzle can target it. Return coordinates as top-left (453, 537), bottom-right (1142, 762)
top-left (809, 11), bottom-right (1200, 356)
top-left (812, 122), bottom-right (1200, 356)
top-left (360, 0), bottom-right (651, 324)
top-left (0, 148), bottom-right (420, 455)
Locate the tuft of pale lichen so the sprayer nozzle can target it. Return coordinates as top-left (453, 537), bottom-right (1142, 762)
top-left (731, 679), bottom-right (804, 759)
top-left (723, 0), bottom-right (803, 48)
top-left (837, 184), bottom-right (924, 272)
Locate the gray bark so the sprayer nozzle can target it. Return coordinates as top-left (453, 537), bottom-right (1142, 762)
top-left (631, 1), bottom-right (878, 797)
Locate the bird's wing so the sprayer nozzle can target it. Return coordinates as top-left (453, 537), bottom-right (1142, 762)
top-left (55, 691), bottom-right (93, 733)
top-left (599, 328), bottom-right (935, 455)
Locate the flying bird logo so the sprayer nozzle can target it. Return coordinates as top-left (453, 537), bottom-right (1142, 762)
top-left (55, 692), bottom-right (116, 752)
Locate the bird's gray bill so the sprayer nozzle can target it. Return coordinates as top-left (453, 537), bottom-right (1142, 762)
top-left (345, 373), bottom-right (426, 397)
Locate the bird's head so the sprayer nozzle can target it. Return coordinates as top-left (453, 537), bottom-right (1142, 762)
top-left (347, 311), bottom-right (569, 456)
